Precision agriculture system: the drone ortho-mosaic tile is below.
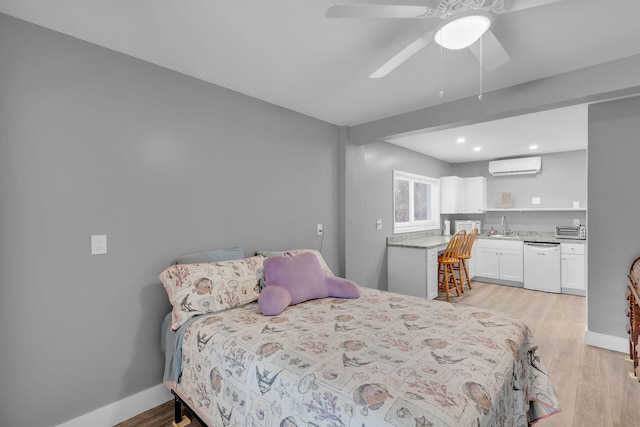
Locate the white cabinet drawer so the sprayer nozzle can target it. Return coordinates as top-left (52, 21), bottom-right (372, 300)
top-left (475, 238), bottom-right (523, 251)
top-left (561, 243), bottom-right (585, 255)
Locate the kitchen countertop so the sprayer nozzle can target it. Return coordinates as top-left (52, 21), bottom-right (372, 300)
top-left (476, 232), bottom-right (587, 244)
top-left (387, 231), bottom-right (586, 249)
top-left (387, 235), bottom-right (452, 249)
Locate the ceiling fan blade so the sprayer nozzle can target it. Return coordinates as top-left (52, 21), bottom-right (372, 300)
top-left (501, 0), bottom-right (565, 13)
top-left (468, 30), bottom-right (510, 71)
top-left (369, 31), bottom-right (434, 78)
top-left (326, 4), bottom-right (430, 19)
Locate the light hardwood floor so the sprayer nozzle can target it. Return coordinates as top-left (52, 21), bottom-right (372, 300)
top-left (119, 281), bottom-right (640, 427)
top-left (440, 281), bottom-right (640, 427)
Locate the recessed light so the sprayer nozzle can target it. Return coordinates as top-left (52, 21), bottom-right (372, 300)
top-left (529, 144), bottom-right (538, 150)
top-left (456, 137), bottom-right (466, 143)
top-left (473, 146), bottom-right (481, 152)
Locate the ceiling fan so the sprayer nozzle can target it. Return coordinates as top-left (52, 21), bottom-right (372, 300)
top-left (326, 0), bottom-right (565, 78)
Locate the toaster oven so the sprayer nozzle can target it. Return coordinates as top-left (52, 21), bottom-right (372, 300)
top-left (555, 225), bottom-right (586, 240)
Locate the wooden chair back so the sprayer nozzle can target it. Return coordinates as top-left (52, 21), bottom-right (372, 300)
top-left (459, 227), bottom-right (479, 258)
top-left (441, 230), bottom-right (466, 261)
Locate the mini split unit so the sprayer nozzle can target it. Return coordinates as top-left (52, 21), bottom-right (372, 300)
top-left (488, 156), bottom-right (541, 176)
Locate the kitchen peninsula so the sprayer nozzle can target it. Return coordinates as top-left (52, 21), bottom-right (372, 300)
top-left (388, 230), bottom-right (586, 299)
top-left (387, 231), bottom-right (451, 300)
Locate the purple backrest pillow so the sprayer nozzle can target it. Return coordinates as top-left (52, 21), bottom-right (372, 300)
top-left (258, 252), bottom-right (360, 315)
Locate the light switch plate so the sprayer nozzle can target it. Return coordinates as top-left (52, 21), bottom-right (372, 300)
top-left (376, 218), bottom-right (382, 231)
top-left (91, 235), bottom-right (107, 255)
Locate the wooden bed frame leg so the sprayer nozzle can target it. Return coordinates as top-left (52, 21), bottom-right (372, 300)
top-left (172, 416), bottom-right (191, 427)
top-left (172, 393), bottom-right (191, 427)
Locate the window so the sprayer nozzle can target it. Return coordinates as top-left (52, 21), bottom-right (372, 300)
top-left (393, 170), bottom-right (440, 234)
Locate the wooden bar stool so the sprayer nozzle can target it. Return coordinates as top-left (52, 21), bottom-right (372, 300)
top-left (454, 227), bottom-right (478, 292)
top-left (438, 230), bottom-right (466, 301)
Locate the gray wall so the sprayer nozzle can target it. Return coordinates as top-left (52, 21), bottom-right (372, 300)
top-left (452, 150), bottom-right (587, 232)
top-left (588, 96), bottom-right (640, 338)
top-left (0, 14), bottom-right (341, 427)
top-left (455, 150), bottom-right (587, 210)
top-left (345, 141), bottom-right (452, 289)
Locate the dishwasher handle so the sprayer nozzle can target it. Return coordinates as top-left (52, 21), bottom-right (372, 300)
top-left (524, 242), bottom-right (560, 248)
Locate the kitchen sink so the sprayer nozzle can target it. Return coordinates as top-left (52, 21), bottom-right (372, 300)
top-left (488, 234), bottom-right (521, 240)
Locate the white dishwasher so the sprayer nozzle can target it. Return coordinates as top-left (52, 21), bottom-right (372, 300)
top-left (524, 242), bottom-right (561, 293)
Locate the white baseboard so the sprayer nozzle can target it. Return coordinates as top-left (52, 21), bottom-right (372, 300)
top-left (585, 330), bottom-right (628, 353)
top-left (54, 383), bottom-right (172, 427)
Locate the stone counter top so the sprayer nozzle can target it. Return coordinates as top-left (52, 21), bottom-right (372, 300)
top-left (387, 230), bottom-right (586, 249)
top-left (387, 235), bottom-right (451, 249)
top-left (476, 232), bottom-right (586, 244)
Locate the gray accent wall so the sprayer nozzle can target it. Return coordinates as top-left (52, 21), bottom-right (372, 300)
top-left (0, 14), bottom-right (341, 427)
top-left (454, 150), bottom-right (587, 210)
top-left (345, 142), bottom-right (452, 289)
top-left (588, 96), bottom-right (640, 339)
top-left (452, 150), bottom-right (587, 233)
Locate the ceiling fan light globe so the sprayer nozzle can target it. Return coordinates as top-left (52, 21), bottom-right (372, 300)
top-left (434, 14), bottom-right (491, 50)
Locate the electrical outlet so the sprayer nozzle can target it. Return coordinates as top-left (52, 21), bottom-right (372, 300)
top-left (91, 235), bottom-right (107, 255)
top-left (532, 197), bottom-right (541, 205)
top-left (573, 219), bottom-right (580, 226)
top-left (316, 224), bottom-right (323, 236)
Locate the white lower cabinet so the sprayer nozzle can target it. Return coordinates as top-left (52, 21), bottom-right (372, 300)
top-left (426, 248), bottom-right (439, 299)
top-left (475, 245), bottom-right (500, 279)
top-left (561, 243), bottom-right (585, 294)
top-left (388, 245), bottom-right (445, 299)
top-left (474, 239), bottom-right (523, 283)
top-left (500, 248), bottom-right (524, 282)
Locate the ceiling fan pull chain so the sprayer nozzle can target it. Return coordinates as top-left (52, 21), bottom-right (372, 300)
top-left (439, 42), bottom-right (445, 98)
top-left (478, 34), bottom-right (484, 101)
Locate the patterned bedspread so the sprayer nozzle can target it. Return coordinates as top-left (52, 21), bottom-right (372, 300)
top-left (169, 287), bottom-right (560, 427)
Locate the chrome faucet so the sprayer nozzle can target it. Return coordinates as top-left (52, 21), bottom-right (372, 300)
top-left (501, 215), bottom-right (509, 235)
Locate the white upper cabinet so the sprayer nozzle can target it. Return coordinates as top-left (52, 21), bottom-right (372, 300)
top-left (440, 176), bottom-right (464, 214)
top-left (440, 176), bottom-right (486, 214)
top-left (465, 176), bottom-right (487, 213)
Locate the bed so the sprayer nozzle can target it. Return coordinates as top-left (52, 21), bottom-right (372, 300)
top-left (160, 249), bottom-right (560, 427)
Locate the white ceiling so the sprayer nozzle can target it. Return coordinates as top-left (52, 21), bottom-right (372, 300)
top-left (0, 0), bottom-right (638, 161)
top-left (388, 104), bottom-right (588, 163)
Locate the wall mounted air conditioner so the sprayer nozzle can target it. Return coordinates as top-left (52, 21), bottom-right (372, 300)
top-left (488, 156), bottom-right (541, 176)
